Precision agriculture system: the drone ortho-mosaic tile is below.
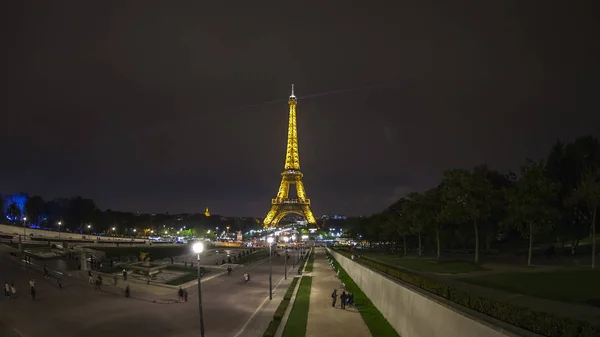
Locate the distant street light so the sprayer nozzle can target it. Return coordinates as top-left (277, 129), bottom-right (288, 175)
top-left (192, 242), bottom-right (206, 337)
top-left (58, 221), bottom-right (62, 240)
top-left (267, 236), bottom-right (274, 300)
top-left (87, 224), bottom-right (92, 235)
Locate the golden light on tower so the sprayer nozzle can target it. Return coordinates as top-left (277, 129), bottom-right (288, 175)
top-left (263, 85), bottom-right (317, 228)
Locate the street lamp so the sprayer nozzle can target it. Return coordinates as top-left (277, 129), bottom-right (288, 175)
top-left (22, 217), bottom-right (27, 238)
top-left (58, 221), bottom-right (62, 240)
top-left (192, 242), bottom-right (206, 337)
top-left (87, 224), bottom-right (92, 235)
top-left (112, 227), bottom-right (116, 243)
top-left (283, 236), bottom-right (289, 279)
top-left (267, 236), bottom-right (274, 300)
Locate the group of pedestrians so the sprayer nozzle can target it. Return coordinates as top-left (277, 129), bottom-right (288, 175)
top-left (331, 289), bottom-right (354, 309)
top-left (3, 281), bottom-right (16, 299)
top-left (5, 278), bottom-right (37, 300)
top-left (177, 287), bottom-right (188, 302)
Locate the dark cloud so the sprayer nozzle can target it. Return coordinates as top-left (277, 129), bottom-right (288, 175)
top-left (1, 1), bottom-right (598, 216)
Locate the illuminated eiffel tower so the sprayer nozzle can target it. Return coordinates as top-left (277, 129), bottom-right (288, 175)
top-left (263, 85), bottom-right (317, 228)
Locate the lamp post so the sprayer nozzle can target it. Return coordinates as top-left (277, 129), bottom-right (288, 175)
top-left (87, 224), bottom-right (92, 235)
top-left (22, 217), bottom-right (27, 238)
top-left (112, 227), bottom-right (116, 243)
top-left (192, 242), bottom-right (206, 337)
top-left (302, 235), bottom-right (309, 258)
top-left (283, 236), bottom-right (289, 279)
top-left (58, 221), bottom-right (62, 240)
top-left (292, 235), bottom-right (297, 267)
top-left (267, 236), bottom-right (274, 300)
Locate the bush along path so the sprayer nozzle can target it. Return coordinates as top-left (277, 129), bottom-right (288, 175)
top-left (262, 277), bottom-right (300, 337)
top-left (282, 276), bottom-right (313, 337)
top-left (331, 248), bottom-right (600, 337)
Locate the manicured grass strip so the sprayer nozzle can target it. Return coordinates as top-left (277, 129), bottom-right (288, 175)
top-left (365, 253), bottom-right (484, 274)
top-left (282, 277), bottom-right (312, 337)
top-left (462, 269), bottom-right (600, 305)
top-left (262, 277), bottom-right (300, 337)
top-left (327, 251), bottom-right (400, 337)
top-left (304, 250), bottom-right (315, 272)
top-left (236, 249), bottom-right (268, 264)
top-left (165, 267), bottom-right (209, 285)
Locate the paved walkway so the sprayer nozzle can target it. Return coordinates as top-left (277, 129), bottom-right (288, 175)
top-left (306, 248), bottom-right (371, 337)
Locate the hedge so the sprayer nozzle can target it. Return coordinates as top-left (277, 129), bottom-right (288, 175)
top-left (262, 277), bottom-right (300, 337)
top-left (304, 250), bottom-right (315, 272)
top-left (332, 248), bottom-right (600, 337)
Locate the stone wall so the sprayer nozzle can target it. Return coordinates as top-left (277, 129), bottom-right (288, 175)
top-left (0, 223), bottom-right (145, 243)
top-left (328, 249), bottom-right (534, 337)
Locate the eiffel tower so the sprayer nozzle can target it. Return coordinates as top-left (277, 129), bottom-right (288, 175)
top-left (263, 85), bottom-right (317, 228)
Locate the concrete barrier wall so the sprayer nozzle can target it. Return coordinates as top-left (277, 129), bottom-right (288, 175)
top-left (328, 249), bottom-right (526, 337)
top-left (0, 223), bottom-right (145, 243)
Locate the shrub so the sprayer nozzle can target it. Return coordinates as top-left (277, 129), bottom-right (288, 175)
top-left (274, 300), bottom-right (290, 320)
top-left (331, 249), bottom-right (600, 337)
top-left (262, 319), bottom-right (280, 337)
top-left (284, 277), bottom-right (299, 300)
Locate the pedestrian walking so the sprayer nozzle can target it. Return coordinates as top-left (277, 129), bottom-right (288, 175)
top-left (10, 282), bottom-right (16, 298)
top-left (29, 278), bottom-right (36, 300)
top-left (114, 275), bottom-right (118, 286)
top-left (178, 287), bottom-right (184, 302)
top-left (58, 277), bottom-right (63, 289)
top-left (125, 285), bottom-right (130, 298)
top-left (184, 290), bottom-right (188, 302)
top-left (44, 265), bottom-right (49, 279)
top-left (340, 291), bottom-right (347, 310)
top-left (4, 281), bottom-right (10, 298)
top-left (88, 272), bottom-right (94, 284)
top-left (122, 269), bottom-right (127, 281)
top-left (331, 289), bottom-right (337, 307)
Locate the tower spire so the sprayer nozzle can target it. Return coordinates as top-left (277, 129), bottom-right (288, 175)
top-left (290, 84), bottom-right (295, 98)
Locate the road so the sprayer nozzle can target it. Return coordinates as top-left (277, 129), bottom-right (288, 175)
top-left (0, 249), bottom-right (302, 337)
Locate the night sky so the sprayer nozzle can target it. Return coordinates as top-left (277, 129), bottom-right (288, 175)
top-left (1, 2), bottom-right (598, 217)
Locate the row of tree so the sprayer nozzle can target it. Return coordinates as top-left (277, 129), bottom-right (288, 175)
top-left (0, 196), bottom-right (261, 236)
top-left (344, 136), bottom-right (600, 268)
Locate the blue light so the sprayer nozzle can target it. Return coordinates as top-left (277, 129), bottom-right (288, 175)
top-left (3, 194), bottom-right (27, 221)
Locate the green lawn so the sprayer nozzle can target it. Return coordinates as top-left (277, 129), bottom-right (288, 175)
top-left (364, 254), bottom-right (484, 274)
top-left (235, 249), bottom-right (267, 264)
top-left (461, 269), bottom-right (600, 306)
top-left (304, 250), bottom-right (315, 272)
top-left (165, 266), bottom-right (209, 285)
top-left (282, 277), bottom-right (312, 337)
top-left (328, 252), bottom-right (400, 337)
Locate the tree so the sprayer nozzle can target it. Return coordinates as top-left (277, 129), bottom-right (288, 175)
top-left (570, 167), bottom-right (600, 268)
top-left (507, 160), bottom-right (559, 266)
top-left (402, 193), bottom-right (426, 257)
top-left (423, 188), bottom-right (444, 260)
top-left (67, 197), bottom-right (97, 231)
top-left (6, 203), bottom-right (22, 224)
top-left (0, 196), bottom-right (4, 222)
top-left (25, 196), bottom-right (45, 227)
top-left (546, 136), bottom-right (600, 252)
top-left (441, 168), bottom-right (494, 264)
